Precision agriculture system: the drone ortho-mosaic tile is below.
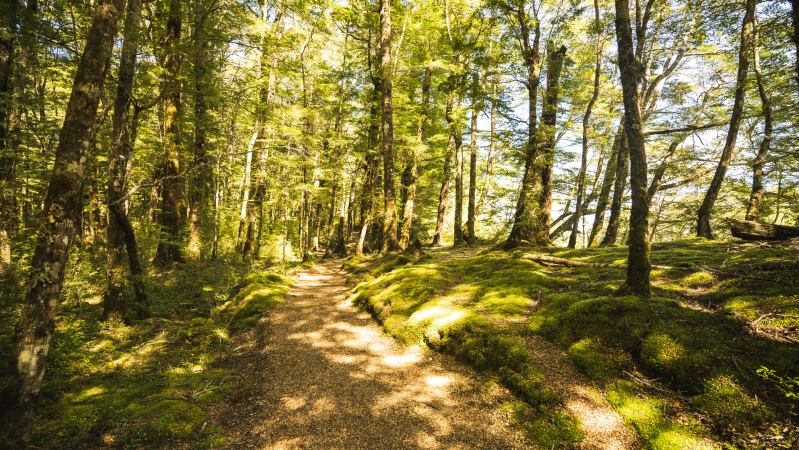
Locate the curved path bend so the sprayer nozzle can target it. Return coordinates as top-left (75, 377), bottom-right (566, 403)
top-left (216, 259), bottom-right (529, 449)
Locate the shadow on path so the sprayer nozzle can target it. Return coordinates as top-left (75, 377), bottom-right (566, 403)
top-left (217, 259), bottom-right (529, 449)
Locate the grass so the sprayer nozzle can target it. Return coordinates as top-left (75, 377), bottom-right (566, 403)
top-left (0, 248), bottom-right (295, 449)
top-left (345, 238), bottom-right (799, 449)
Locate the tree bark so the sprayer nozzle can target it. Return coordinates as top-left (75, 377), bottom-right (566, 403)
top-left (1, 0), bottom-right (37, 275)
top-left (601, 130), bottom-right (628, 245)
top-left (466, 74), bottom-right (478, 246)
top-left (505, 6), bottom-right (541, 249)
top-left (187, 0), bottom-right (209, 260)
top-left (587, 127), bottom-right (620, 246)
top-left (432, 87), bottom-right (456, 246)
top-left (105, 0), bottom-right (148, 322)
top-left (154, 0), bottom-right (184, 265)
top-left (399, 67), bottom-right (430, 248)
top-left (569, 0), bottom-right (602, 249)
top-left (379, 0), bottom-right (397, 252)
top-left (615, 0), bottom-right (651, 296)
top-left (745, 15), bottom-right (771, 222)
top-left (537, 42), bottom-right (567, 245)
top-left (696, 0), bottom-right (754, 238)
top-left (0, 0), bottom-right (126, 443)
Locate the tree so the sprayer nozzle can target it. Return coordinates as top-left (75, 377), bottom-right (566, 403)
top-left (0, 0), bottom-right (127, 443)
top-left (614, 0), bottom-right (651, 296)
top-left (696, 0), bottom-right (754, 238)
top-left (379, 0), bottom-right (398, 252)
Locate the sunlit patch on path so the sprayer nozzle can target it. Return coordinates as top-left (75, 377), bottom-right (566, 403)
top-left (215, 259), bottom-right (530, 449)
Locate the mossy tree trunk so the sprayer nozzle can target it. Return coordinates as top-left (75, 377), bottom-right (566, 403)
top-left (399, 67), bottom-right (430, 249)
top-left (1, 0), bottom-right (37, 275)
top-left (0, 0), bottom-right (126, 443)
top-left (466, 73), bottom-right (478, 246)
top-left (432, 86), bottom-right (456, 247)
top-left (155, 0), bottom-right (184, 265)
top-left (614, 0), bottom-right (651, 296)
top-left (187, 0), bottom-right (210, 261)
top-left (105, 0), bottom-right (148, 322)
top-left (505, 2), bottom-right (541, 249)
top-left (696, 0), bottom-right (754, 238)
top-left (537, 42), bottom-right (566, 246)
top-left (379, 0), bottom-right (397, 253)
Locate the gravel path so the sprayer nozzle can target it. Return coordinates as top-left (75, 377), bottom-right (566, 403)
top-left (216, 259), bottom-right (530, 449)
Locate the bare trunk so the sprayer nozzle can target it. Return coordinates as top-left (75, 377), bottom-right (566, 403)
top-left (0, 0), bottom-right (126, 443)
top-left (569, 0), bottom-right (602, 249)
top-left (466, 74), bottom-right (478, 245)
top-left (187, 0), bottom-right (209, 260)
top-left (601, 131), bottom-right (629, 245)
top-left (432, 88), bottom-right (456, 246)
top-left (745, 16), bottom-right (771, 222)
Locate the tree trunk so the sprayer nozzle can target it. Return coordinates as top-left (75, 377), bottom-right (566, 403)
top-left (154, 0), bottom-right (184, 265)
top-left (432, 88), bottom-right (455, 247)
top-left (569, 0), bottom-right (602, 249)
top-left (696, 0), bottom-right (754, 238)
top-left (466, 74), bottom-right (478, 246)
top-left (105, 0), bottom-right (147, 322)
top-left (399, 68), bottom-right (430, 248)
top-left (1, 0), bottom-right (37, 275)
top-left (587, 127), bottom-right (621, 246)
top-left (615, 0), bottom-right (651, 296)
top-left (356, 79), bottom-right (380, 256)
top-left (187, 0), bottom-right (209, 260)
top-left (453, 97), bottom-right (464, 246)
top-left (505, 13), bottom-right (541, 249)
top-left (745, 15), bottom-right (771, 222)
top-left (379, 0), bottom-right (397, 253)
top-left (601, 130), bottom-right (629, 245)
top-left (537, 42), bottom-right (567, 245)
top-left (0, 0), bottom-right (126, 443)
top-left (475, 69), bottom-right (497, 219)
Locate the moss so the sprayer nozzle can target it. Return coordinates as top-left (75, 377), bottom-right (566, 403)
top-left (568, 338), bottom-right (631, 381)
top-left (137, 400), bottom-right (207, 439)
top-left (680, 271), bottom-right (714, 287)
top-left (507, 402), bottom-right (583, 449)
top-left (692, 374), bottom-right (770, 433)
top-left (607, 381), bottom-right (714, 450)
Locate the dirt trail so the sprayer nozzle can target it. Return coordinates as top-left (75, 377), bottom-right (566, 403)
top-left (216, 259), bottom-right (529, 449)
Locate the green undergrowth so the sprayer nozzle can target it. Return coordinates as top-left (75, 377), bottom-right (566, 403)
top-left (346, 250), bottom-right (583, 448)
top-left (0, 249), bottom-right (294, 449)
top-left (345, 239), bottom-right (799, 449)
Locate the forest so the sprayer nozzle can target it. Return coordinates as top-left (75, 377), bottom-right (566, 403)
top-left (0, 0), bottom-right (798, 446)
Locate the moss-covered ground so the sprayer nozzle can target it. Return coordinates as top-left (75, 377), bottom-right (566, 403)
top-left (0, 250), bottom-right (304, 449)
top-left (344, 238), bottom-right (799, 449)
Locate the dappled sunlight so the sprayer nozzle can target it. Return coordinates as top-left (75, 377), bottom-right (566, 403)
top-left (218, 260), bottom-right (529, 449)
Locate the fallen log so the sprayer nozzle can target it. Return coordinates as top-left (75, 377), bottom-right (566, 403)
top-left (725, 218), bottom-right (799, 241)
top-left (520, 254), bottom-right (684, 270)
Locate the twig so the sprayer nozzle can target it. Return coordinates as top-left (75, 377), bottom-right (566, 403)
top-left (752, 314), bottom-right (799, 327)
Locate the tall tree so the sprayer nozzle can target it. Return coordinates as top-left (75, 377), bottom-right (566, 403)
top-left (0, 0), bottom-right (127, 443)
top-left (154, 0), bottom-right (184, 265)
top-left (569, 0), bottom-right (603, 249)
top-left (614, 0), bottom-right (651, 295)
top-left (504, 0), bottom-right (542, 248)
top-left (1, 0), bottom-right (37, 275)
top-left (537, 42), bottom-right (567, 245)
top-left (188, 0), bottom-right (210, 260)
top-left (104, 0), bottom-right (148, 322)
top-left (399, 67), bottom-right (430, 248)
top-left (744, 13), bottom-right (772, 221)
top-left (466, 73), bottom-right (478, 245)
top-left (696, 0), bottom-right (754, 238)
top-left (380, 0), bottom-right (398, 252)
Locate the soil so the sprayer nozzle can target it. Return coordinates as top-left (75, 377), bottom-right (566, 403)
top-left (213, 258), bottom-right (532, 449)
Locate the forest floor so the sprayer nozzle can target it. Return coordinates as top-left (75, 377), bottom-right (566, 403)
top-left (213, 258), bottom-right (533, 449)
